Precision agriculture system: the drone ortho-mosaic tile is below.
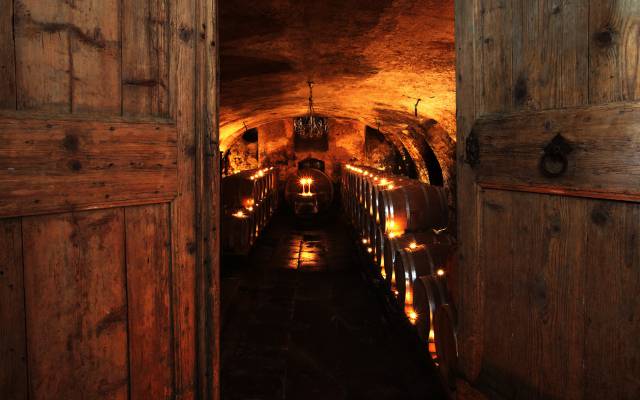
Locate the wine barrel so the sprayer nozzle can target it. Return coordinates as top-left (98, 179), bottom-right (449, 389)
top-left (378, 183), bottom-right (449, 234)
top-left (371, 177), bottom-right (415, 225)
top-left (434, 304), bottom-right (458, 392)
top-left (221, 210), bottom-right (255, 255)
top-left (381, 231), bottom-right (451, 285)
top-left (413, 275), bottom-right (448, 342)
top-left (392, 243), bottom-right (453, 308)
top-left (284, 168), bottom-right (334, 216)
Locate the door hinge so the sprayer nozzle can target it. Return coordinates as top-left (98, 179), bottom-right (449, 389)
top-left (465, 130), bottom-right (480, 167)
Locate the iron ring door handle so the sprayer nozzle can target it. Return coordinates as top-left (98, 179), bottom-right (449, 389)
top-left (540, 134), bottom-right (572, 178)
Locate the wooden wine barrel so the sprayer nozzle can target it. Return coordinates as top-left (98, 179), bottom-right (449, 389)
top-left (381, 231), bottom-right (451, 285)
top-left (378, 183), bottom-right (449, 233)
top-left (371, 177), bottom-right (415, 225)
top-left (392, 243), bottom-right (453, 307)
top-left (222, 210), bottom-right (255, 255)
top-left (434, 304), bottom-right (458, 392)
top-left (413, 275), bottom-right (448, 342)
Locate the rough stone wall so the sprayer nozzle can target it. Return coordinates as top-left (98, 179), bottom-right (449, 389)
top-left (225, 138), bottom-right (258, 175)
top-left (258, 118), bottom-right (367, 182)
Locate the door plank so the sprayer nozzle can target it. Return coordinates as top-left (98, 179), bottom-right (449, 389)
top-left (476, 0), bottom-right (513, 114)
top-left (14, 1), bottom-right (71, 112)
top-left (0, 117), bottom-right (178, 217)
top-left (512, 0), bottom-right (589, 110)
top-left (455, 0), bottom-right (483, 381)
top-left (473, 102), bottom-right (640, 201)
top-left (0, 218), bottom-right (28, 400)
top-left (22, 209), bottom-right (128, 400)
top-left (69, 0), bottom-right (121, 114)
top-left (584, 201), bottom-right (640, 398)
top-left (170, 2), bottom-right (197, 397)
top-left (125, 204), bottom-right (174, 400)
top-left (0, 0), bottom-right (16, 109)
top-left (589, 1), bottom-right (640, 103)
top-left (122, 0), bottom-right (170, 117)
top-left (480, 190), bottom-right (587, 399)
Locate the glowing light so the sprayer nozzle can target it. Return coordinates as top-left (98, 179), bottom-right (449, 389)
top-left (436, 269), bottom-right (445, 277)
top-left (388, 231), bottom-right (399, 239)
top-left (246, 206), bottom-right (254, 212)
top-left (387, 183), bottom-right (395, 190)
top-left (362, 238), bottom-right (369, 244)
top-left (232, 210), bottom-right (247, 219)
top-left (379, 178), bottom-right (388, 185)
top-left (388, 220), bottom-right (396, 229)
top-left (407, 309), bottom-right (418, 325)
top-left (367, 247), bottom-right (373, 253)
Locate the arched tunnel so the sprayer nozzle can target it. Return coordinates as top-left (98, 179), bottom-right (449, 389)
top-left (220, 0), bottom-right (456, 398)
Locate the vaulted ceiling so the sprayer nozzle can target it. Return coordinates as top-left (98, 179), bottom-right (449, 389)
top-left (220, 0), bottom-right (456, 149)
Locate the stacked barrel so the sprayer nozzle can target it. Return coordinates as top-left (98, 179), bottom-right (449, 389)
top-left (222, 167), bottom-right (279, 255)
top-left (341, 164), bottom-right (458, 391)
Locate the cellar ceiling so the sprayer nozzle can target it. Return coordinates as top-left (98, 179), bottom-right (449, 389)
top-left (220, 0), bottom-right (456, 149)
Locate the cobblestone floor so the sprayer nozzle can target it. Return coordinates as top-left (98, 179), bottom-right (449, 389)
top-left (221, 210), bottom-right (446, 400)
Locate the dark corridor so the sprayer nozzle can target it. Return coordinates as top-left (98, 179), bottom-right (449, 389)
top-left (221, 211), bottom-right (447, 400)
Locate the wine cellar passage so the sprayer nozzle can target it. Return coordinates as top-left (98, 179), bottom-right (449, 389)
top-left (1, 0), bottom-right (639, 399)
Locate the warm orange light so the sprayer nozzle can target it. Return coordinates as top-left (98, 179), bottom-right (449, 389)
top-left (387, 183), bottom-right (394, 190)
top-left (362, 238), bottom-right (369, 244)
top-left (388, 231), bottom-right (399, 239)
top-left (379, 178), bottom-right (388, 185)
top-left (409, 242), bottom-right (418, 250)
top-left (367, 247), bottom-right (373, 253)
top-left (232, 210), bottom-right (247, 219)
top-left (407, 309), bottom-right (418, 325)
top-left (436, 269), bottom-right (445, 277)
top-left (388, 220), bottom-right (396, 229)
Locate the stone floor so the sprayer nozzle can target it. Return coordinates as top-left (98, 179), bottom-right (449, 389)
top-left (221, 210), bottom-right (447, 400)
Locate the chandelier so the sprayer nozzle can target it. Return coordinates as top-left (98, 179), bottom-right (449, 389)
top-left (294, 81), bottom-right (328, 139)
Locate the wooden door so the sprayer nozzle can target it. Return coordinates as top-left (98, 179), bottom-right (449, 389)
top-left (456, 1), bottom-right (639, 399)
top-left (0, 1), bottom-right (219, 399)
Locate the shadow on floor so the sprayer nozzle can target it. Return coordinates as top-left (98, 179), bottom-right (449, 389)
top-left (221, 208), bottom-right (447, 400)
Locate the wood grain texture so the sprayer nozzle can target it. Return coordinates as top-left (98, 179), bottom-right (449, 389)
top-left (0, 0), bottom-right (16, 109)
top-left (480, 190), bottom-right (587, 400)
top-left (122, 0), bottom-right (170, 117)
top-left (473, 102), bottom-right (640, 201)
top-left (475, 0), bottom-right (512, 114)
top-left (170, 0), bottom-right (198, 397)
top-left (589, 1), bottom-right (640, 103)
top-left (14, 0), bottom-right (121, 114)
top-left (584, 200), bottom-right (640, 398)
top-left (125, 204), bottom-right (173, 400)
top-left (0, 117), bottom-right (178, 217)
top-left (69, 0), bottom-right (121, 114)
top-left (0, 218), bottom-right (28, 400)
top-left (14, 1), bottom-right (71, 112)
top-left (512, 0), bottom-right (589, 110)
top-left (22, 209), bottom-right (128, 400)
top-left (195, 0), bottom-right (221, 398)
top-left (455, 0), bottom-right (483, 382)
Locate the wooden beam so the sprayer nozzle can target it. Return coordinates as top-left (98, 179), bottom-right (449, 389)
top-left (0, 116), bottom-right (178, 218)
top-left (473, 102), bottom-right (640, 202)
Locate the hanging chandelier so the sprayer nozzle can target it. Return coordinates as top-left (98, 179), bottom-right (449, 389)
top-left (294, 81), bottom-right (328, 139)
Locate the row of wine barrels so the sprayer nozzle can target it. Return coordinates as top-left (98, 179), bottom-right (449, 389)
top-left (340, 163), bottom-right (458, 392)
top-left (222, 167), bottom-right (279, 255)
